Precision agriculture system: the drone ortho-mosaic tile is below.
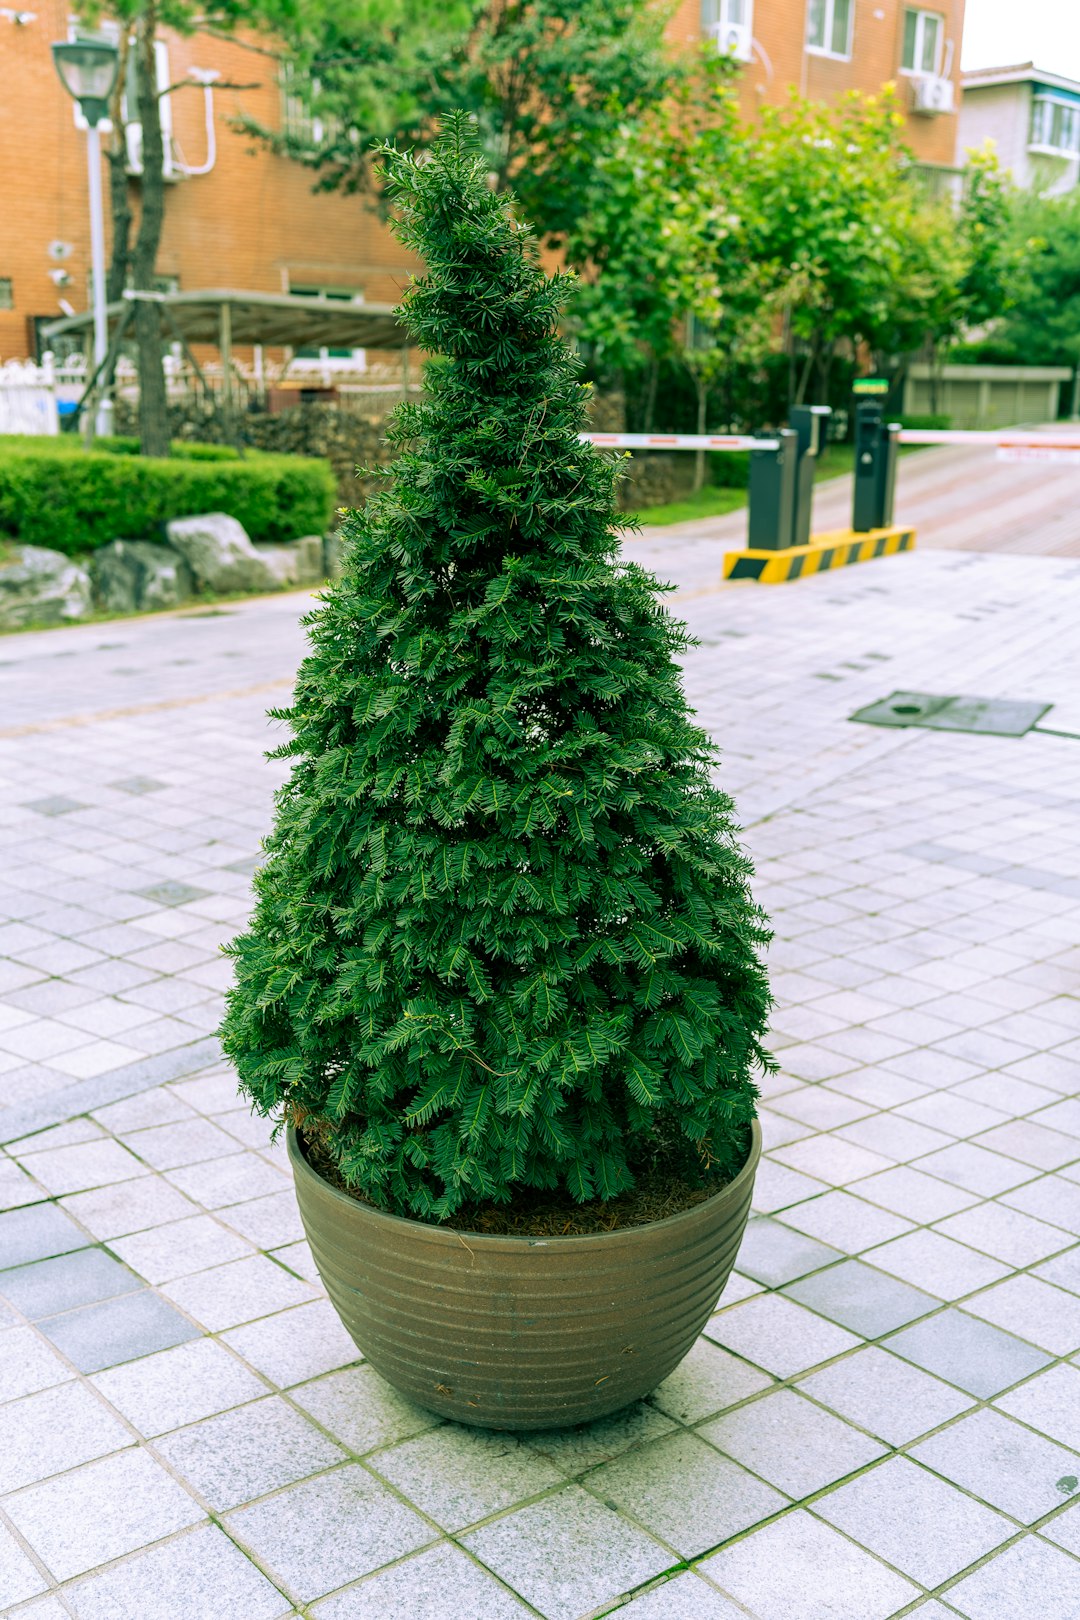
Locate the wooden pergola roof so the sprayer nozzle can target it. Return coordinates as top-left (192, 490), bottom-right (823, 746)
top-left (42, 289), bottom-right (406, 351)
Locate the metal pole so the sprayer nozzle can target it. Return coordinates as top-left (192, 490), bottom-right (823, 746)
top-left (85, 119), bottom-right (112, 439)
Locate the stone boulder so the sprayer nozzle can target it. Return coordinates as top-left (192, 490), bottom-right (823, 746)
top-left (164, 513), bottom-right (279, 594)
top-left (93, 540), bottom-right (194, 614)
top-left (252, 534), bottom-right (325, 588)
top-left (0, 545), bottom-right (92, 630)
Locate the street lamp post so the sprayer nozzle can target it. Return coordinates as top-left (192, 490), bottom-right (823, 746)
top-left (51, 39), bottom-right (120, 439)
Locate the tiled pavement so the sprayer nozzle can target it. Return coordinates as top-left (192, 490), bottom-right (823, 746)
top-left (1, 535), bottom-right (1080, 1618)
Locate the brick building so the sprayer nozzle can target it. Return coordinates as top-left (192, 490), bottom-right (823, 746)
top-left (1, 0), bottom-right (966, 367)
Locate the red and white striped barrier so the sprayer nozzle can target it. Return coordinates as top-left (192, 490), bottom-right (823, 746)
top-left (583, 428), bottom-right (1080, 466)
top-left (897, 428), bottom-right (1080, 449)
top-left (583, 432), bottom-right (779, 451)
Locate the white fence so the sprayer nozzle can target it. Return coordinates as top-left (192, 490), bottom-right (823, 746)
top-left (0, 360), bottom-right (61, 436)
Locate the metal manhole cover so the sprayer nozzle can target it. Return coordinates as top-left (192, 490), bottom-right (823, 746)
top-left (850, 690), bottom-right (1052, 737)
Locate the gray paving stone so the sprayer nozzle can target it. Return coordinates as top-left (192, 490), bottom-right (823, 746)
top-left (9, 1140), bottom-right (149, 1196)
top-left (39, 1286), bottom-right (200, 1372)
top-left (699, 1508), bottom-right (920, 1620)
top-left (588, 1430), bottom-right (786, 1558)
top-left (1042, 1504), bottom-right (1080, 1557)
top-left (936, 1201), bottom-right (1076, 1267)
top-left (914, 1142), bottom-right (1037, 1196)
top-left (0, 1522), bottom-right (47, 1610)
top-left (1003, 1174), bottom-right (1080, 1234)
top-left (524, 1401), bottom-right (677, 1475)
top-left (370, 1426), bottom-right (564, 1532)
top-left (155, 1395), bottom-right (345, 1509)
top-left (855, 1165), bottom-right (980, 1222)
top-left (0, 1380), bottom-right (131, 1491)
top-left (3, 1447), bottom-right (204, 1581)
top-left (93, 1336), bottom-right (269, 1434)
top-left (310, 1542), bottom-right (534, 1619)
top-left (1035, 1246), bottom-right (1080, 1295)
top-left (605, 1572), bottom-right (748, 1620)
top-left (784, 1257), bottom-right (939, 1337)
top-left (0, 1157), bottom-right (49, 1212)
top-left (0, 1201), bottom-right (89, 1267)
top-left (290, 1363), bottom-right (439, 1455)
top-left (775, 1190), bottom-right (914, 1253)
top-left (963, 1274), bottom-right (1080, 1355)
top-left (811, 1455), bottom-right (1012, 1586)
top-left (0, 1324), bottom-right (71, 1402)
top-left (735, 1216), bottom-right (841, 1287)
top-left (462, 1485), bottom-right (672, 1620)
top-left (226, 1464), bottom-right (434, 1603)
top-left (0, 1247), bottom-right (140, 1319)
top-left (121, 1118), bottom-right (240, 1171)
top-left (110, 1213), bottom-right (253, 1283)
top-left (862, 1229), bottom-right (1010, 1300)
top-left (798, 1346), bottom-right (974, 1446)
top-left (163, 1150), bottom-right (287, 1208)
top-left (997, 1363), bottom-right (1080, 1451)
top-left (911, 1408), bottom-right (1080, 1523)
top-left (649, 1337), bottom-right (773, 1424)
top-left (885, 1307), bottom-right (1052, 1397)
top-left (701, 1387), bottom-right (885, 1498)
top-left (217, 1191), bottom-right (304, 1249)
top-left (59, 1176), bottom-right (199, 1239)
top-left (945, 1534), bottom-right (1080, 1620)
top-left (159, 1254), bottom-right (317, 1331)
top-left (221, 1300), bottom-right (362, 1389)
top-left (703, 1293), bottom-right (860, 1378)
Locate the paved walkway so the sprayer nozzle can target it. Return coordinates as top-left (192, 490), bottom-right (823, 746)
top-left (659, 437), bottom-right (1080, 557)
top-left (1, 538), bottom-right (1080, 1619)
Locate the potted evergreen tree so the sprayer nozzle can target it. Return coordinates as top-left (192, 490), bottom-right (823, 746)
top-left (222, 116), bottom-right (772, 1431)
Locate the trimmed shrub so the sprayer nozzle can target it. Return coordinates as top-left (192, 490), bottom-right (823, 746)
top-left (0, 435), bottom-right (241, 460)
top-left (220, 118), bottom-right (772, 1223)
top-left (0, 447), bottom-right (335, 553)
top-left (709, 450), bottom-right (751, 489)
top-left (899, 414), bottom-right (951, 432)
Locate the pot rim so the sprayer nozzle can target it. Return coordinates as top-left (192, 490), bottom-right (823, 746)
top-left (287, 1115), bottom-right (761, 1248)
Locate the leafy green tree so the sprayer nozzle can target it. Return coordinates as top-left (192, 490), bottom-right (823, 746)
top-left (964, 185), bottom-right (1080, 375)
top-left (221, 115), bottom-right (772, 1221)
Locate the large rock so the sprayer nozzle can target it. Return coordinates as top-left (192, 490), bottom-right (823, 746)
top-left (93, 540), bottom-right (194, 614)
top-left (0, 545), bottom-right (92, 630)
top-left (252, 534), bottom-right (325, 588)
top-left (164, 512), bottom-right (279, 594)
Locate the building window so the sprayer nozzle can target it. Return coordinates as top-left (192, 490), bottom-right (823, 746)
top-left (1031, 96), bottom-right (1080, 155)
top-left (701, 0), bottom-right (753, 58)
top-left (0, 278), bottom-right (12, 310)
top-left (902, 9), bottom-right (944, 75)
top-left (288, 285), bottom-right (364, 363)
top-left (281, 68), bottom-right (342, 145)
top-left (806, 0), bottom-right (852, 59)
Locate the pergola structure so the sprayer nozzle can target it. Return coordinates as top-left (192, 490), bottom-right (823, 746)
top-left (42, 288), bottom-right (409, 436)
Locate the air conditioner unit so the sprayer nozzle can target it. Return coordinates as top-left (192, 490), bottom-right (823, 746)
top-left (714, 21), bottom-right (753, 63)
top-left (911, 74), bottom-right (955, 116)
top-left (125, 122), bottom-right (178, 181)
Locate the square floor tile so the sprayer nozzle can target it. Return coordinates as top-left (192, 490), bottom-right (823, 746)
top-left (837, 1114), bottom-right (952, 1163)
top-left (39, 1287), bottom-right (200, 1372)
top-left (121, 1120), bottom-right (240, 1172)
top-left (222, 1301), bottom-right (361, 1389)
top-left (65, 1523), bottom-right (291, 1620)
top-left (463, 1486), bottom-right (672, 1620)
top-left (159, 1255), bottom-right (317, 1332)
top-left (0, 1248), bottom-right (140, 1320)
top-left (945, 1536), bottom-right (1080, 1620)
top-left (60, 1177), bottom-right (199, 1240)
top-left (649, 1338), bottom-right (773, 1425)
top-left (701, 1388), bottom-right (884, 1498)
top-left (997, 1364), bottom-right (1080, 1452)
top-left (93, 1336), bottom-right (268, 1435)
top-left (735, 1218), bottom-right (841, 1288)
top-left (1002, 1176), bottom-right (1080, 1235)
top-left (290, 1364), bottom-right (438, 1455)
top-left (310, 1541), bottom-right (534, 1620)
top-left (10, 1141), bottom-right (148, 1196)
top-left (913, 1143), bottom-right (1035, 1197)
top-left (525, 1403), bottom-right (676, 1476)
top-left (1042, 1505), bottom-right (1080, 1557)
top-left (770, 1137), bottom-right (894, 1185)
top-left (0, 1380), bottom-right (131, 1492)
top-left (110, 1215), bottom-right (253, 1284)
top-left (0, 1522), bottom-right (48, 1610)
top-left (812, 1455), bottom-right (1012, 1586)
top-left (0, 1325), bottom-right (71, 1402)
top-left (798, 1346), bottom-right (974, 1446)
top-left (934, 1202), bottom-right (1074, 1267)
top-left (855, 1167), bottom-right (979, 1223)
top-left (583, 1570), bottom-right (746, 1619)
top-left (784, 1259), bottom-right (938, 1337)
top-left (4, 1447), bottom-right (204, 1581)
top-left (884, 1309), bottom-right (1051, 1398)
top-left (963, 1274), bottom-right (1080, 1356)
top-left (750, 1159), bottom-right (830, 1213)
top-left (862, 1230), bottom-right (1009, 1300)
top-left (911, 1408), bottom-right (1080, 1523)
top-left (774, 1191), bottom-right (914, 1254)
top-left (972, 1121), bottom-right (1080, 1171)
top-left (156, 1396), bottom-right (345, 1510)
top-left (699, 1509), bottom-right (919, 1620)
top-left (703, 1294), bottom-right (859, 1379)
top-left (0, 1202), bottom-right (89, 1268)
top-left (370, 1426), bottom-right (564, 1532)
top-left (589, 1430), bottom-right (786, 1558)
top-left (1035, 1247), bottom-right (1080, 1294)
top-left (226, 1465), bottom-right (436, 1602)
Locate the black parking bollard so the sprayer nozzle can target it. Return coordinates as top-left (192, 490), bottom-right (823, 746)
top-left (788, 405), bottom-right (832, 549)
top-left (852, 402), bottom-right (901, 532)
top-left (748, 428), bottom-right (799, 550)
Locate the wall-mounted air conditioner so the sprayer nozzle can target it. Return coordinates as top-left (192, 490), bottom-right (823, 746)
top-left (911, 74), bottom-right (955, 116)
top-left (716, 21), bottom-right (753, 63)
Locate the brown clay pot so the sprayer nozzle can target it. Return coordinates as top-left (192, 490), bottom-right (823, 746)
top-left (288, 1119), bottom-right (760, 1431)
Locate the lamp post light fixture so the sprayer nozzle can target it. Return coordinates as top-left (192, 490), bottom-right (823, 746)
top-left (51, 38), bottom-right (120, 437)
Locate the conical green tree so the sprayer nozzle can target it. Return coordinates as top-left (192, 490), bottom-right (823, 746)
top-left (221, 115), bottom-right (772, 1223)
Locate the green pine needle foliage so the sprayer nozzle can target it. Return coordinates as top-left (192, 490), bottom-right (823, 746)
top-left (220, 114), bottom-right (773, 1222)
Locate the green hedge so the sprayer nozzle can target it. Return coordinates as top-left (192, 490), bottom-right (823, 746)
top-left (0, 446), bottom-right (336, 554)
top-left (0, 435), bottom-right (241, 460)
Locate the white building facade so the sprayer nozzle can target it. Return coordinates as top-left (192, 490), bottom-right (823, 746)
top-left (958, 63), bottom-right (1080, 194)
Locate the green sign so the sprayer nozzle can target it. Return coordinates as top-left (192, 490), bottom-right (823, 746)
top-left (853, 378), bottom-right (890, 396)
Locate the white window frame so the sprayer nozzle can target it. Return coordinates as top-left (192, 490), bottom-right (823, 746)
top-left (901, 8), bottom-right (945, 76)
top-left (805, 0), bottom-right (853, 61)
top-left (287, 284), bottom-right (367, 373)
top-left (1030, 95), bottom-right (1080, 157)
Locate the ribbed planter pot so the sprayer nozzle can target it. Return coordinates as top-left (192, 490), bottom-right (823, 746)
top-left (288, 1120), bottom-right (760, 1431)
